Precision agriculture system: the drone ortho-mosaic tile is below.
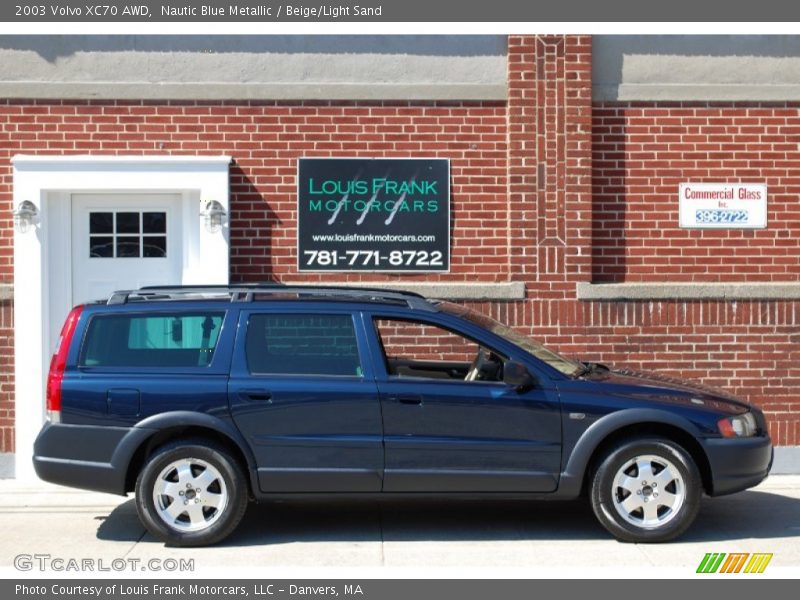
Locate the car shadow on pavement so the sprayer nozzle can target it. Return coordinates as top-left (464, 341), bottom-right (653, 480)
top-left (96, 489), bottom-right (800, 546)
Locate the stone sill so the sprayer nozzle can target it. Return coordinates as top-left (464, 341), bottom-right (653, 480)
top-left (577, 282), bottom-right (800, 301)
top-left (319, 281), bottom-right (526, 301)
top-left (0, 283), bottom-right (11, 302)
top-left (0, 82), bottom-right (508, 102)
top-left (594, 83), bottom-right (800, 103)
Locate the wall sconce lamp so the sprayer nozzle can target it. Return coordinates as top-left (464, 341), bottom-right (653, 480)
top-left (200, 200), bottom-right (226, 233)
top-left (13, 200), bottom-right (39, 233)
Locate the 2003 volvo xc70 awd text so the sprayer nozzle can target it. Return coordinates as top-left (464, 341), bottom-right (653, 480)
top-left (33, 285), bottom-right (773, 546)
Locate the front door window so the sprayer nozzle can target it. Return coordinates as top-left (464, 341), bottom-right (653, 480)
top-left (373, 317), bottom-right (506, 383)
top-left (89, 210), bottom-right (167, 258)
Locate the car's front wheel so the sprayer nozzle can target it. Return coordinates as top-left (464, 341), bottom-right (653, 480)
top-left (135, 439), bottom-right (249, 546)
top-left (590, 437), bottom-right (702, 542)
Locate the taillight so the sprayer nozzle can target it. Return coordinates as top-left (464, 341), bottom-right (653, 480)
top-left (46, 305), bottom-right (84, 423)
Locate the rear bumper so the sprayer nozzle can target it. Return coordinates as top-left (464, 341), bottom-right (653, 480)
top-left (703, 435), bottom-right (773, 496)
top-left (33, 421), bottom-right (150, 495)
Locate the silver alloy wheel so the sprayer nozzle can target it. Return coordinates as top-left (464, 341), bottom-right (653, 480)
top-left (611, 454), bottom-right (686, 529)
top-left (152, 458), bottom-right (228, 533)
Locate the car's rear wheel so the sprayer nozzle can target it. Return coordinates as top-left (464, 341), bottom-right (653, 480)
top-left (135, 439), bottom-right (248, 546)
top-left (590, 437), bottom-right (702, 542)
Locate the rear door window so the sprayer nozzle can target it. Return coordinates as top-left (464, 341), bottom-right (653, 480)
top-left (80, 312), bottom-right (225, 368)
top-left (245, 314), bottom-right (362, 377)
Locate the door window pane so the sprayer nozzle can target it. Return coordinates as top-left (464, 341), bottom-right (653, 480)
top-left (89, 236), bottom-right (114, 258)
top-left (142, 236), bottom-right (167, 258)
top-left (89, 212), bottom-right (113, 234)
top-left (246, 314), bottom-right (362, 377)
top-left (116, 237), bottom-right (140, 257)
top-left (116, 212), bottom-right (140, 234)
top-left (143, 212), bottom-right (167, 233)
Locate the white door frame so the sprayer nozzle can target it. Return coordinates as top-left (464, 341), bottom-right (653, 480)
top-left (12, 155), bottom-right (231, 479)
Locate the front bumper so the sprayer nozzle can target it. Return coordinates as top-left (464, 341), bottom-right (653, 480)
top-left (702, 435), bottom-right (773, 496)
top-left (33, 421), bottom-right (150, 496)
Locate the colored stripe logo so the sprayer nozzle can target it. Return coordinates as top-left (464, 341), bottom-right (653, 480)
top-left (696, 553), bottom-right (773, 574)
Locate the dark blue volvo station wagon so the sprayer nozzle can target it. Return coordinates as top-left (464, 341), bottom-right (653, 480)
top-left (33, 285), bottom-right (773, 546)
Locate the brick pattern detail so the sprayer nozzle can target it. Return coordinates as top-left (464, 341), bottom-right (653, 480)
top-left (507, 35), bottom-right (593, 296)
top-left (593, 103), bottom-right (800, 282)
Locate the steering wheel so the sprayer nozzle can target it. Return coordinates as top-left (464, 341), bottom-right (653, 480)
top-left (465, 347), bottom-right (493, 382)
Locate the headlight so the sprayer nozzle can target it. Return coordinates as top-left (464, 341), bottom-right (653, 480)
top-left (718, 412), bottom-right (757, 438)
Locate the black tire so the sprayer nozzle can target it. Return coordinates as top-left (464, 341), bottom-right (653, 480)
top-left (135, 438), bottom-right (249, 547)
top-left (590, 437), bottom-right (702, 543)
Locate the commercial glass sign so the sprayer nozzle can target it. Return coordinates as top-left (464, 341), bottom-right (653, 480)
top-left (297, 158), bottom-right (450, 271)
top-left (679, 183), bottom-right (767, 229)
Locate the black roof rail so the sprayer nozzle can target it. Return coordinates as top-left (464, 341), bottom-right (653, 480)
top-left (138, 283), bottom-right (428, 298)
top-left (106, 284), bottom-right (438, 312)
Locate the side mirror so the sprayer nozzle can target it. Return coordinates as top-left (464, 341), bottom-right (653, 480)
top-left (503, 361), bottom-right (535, 392)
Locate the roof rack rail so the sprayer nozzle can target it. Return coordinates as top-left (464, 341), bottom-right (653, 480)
top-left (106, 284), bottom-right (438, 312)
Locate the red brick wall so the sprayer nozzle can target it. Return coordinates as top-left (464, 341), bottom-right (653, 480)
top-left (226, 102), bottom-right (508, 282)
top-left (586, 101), bottom-right (800, 445)
top-left (593, 103), bottom-right (800, 283)
top-left (0, 35), bottom-right (798, 451)
top-left (0, 100), bottom-right (508, 282)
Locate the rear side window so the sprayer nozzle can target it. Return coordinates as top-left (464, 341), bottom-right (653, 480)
top-left (80, 312), bottom-right (225, 368)
top-left (245, 314), bottom-right (362, 377)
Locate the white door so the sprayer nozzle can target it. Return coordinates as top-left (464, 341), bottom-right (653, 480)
top-left (71, 193), bottom-right (183, 305)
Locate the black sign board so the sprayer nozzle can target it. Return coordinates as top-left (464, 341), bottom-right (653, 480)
top-left (297, 158), bottom-right (450, 272)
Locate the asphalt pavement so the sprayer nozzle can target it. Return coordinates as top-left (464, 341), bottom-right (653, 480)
top-left (0, 476), bottom-right (797, 576)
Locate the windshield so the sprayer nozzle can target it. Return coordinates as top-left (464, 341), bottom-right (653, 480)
top-left (437, 301), bottom-right (582, 376)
